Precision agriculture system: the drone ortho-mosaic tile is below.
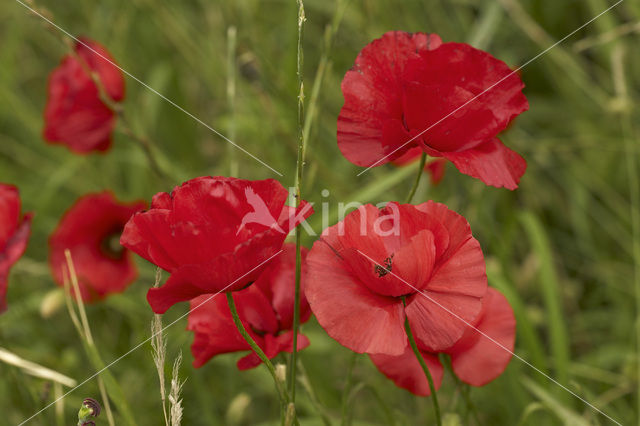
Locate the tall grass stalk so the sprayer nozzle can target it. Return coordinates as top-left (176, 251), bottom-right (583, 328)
top-left (150, 267), bottom-right (184, 426)
top-left (150, 268), bottom-right (169, 426)
top-left (0, 347), bottom-right (76, 388)
top-left (168, 352), bottom-right (185, 426)
top-left (301, 0), bottom-right (348, 163)
top-left (62, 250), bottom-right (137, 426)
top-left (290, 0), bottom-right (306, 406)
top-left (62, 257), bottom-right (115, 426)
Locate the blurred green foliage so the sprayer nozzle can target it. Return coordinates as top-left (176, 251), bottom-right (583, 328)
top-left (0, 0), bottom-right (639, 424)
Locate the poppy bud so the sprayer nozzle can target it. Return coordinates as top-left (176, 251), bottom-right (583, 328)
top-left (77, 398), bottom-right (100, 426)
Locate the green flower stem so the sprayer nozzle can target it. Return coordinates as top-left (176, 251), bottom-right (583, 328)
top-left (340, 352), bottom-right (358, 425)
top-left (301, 0), bottom-right (348, 162)
top-left (404, 153), bottom-right (427, 204)
top-left (226, 293), bottom-right (290, 407)
top-left (290, 0), bottom-right (306, 405)
top-left (402, 298), bottom-right (441, 426)
top-left (441, 354), bottom-right (480, 424)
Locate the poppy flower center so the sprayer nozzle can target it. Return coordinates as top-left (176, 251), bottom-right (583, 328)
top-left (374, 256), bottom-right (393, 277)
top-left (100, 230), bottom-right (125, 259)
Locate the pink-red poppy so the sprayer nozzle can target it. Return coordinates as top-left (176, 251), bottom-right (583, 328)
top-left (0, 184), bottom-right (32, 313)
top-left (188, 243), bottom-right (311, 369)
top-left (392, 148), bottom-right (447, 186)
top-left (305, 201), bottom-right (487, 356)
top-left (370, 288), bottom-right (516, 395)
top-left (337, 31), bottom-right (528, 190)
top-left (49, 192), bottom-right (145, 302)
top-left (43, 38), bottom-right (125, 153)
top-left (121, 176), bottom-right (313, 314)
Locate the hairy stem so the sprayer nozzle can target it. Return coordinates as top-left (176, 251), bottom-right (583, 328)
top-left (404, 153), bottom-right (427, 203)
top-left (403, 298), bottom-right (441, 426)
top-left (117, 113), bottom-right (169, 183)
top-left (226, 293), bottom-right (290, 407)
top-left (290, 0), bottom-right (306, 405)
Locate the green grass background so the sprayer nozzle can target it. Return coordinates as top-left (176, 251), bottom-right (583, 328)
top-left (0, 0), bottom-right (639, 424)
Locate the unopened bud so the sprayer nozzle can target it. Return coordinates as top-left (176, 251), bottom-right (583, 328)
top-left (77, 398), bottom-right (100, 426)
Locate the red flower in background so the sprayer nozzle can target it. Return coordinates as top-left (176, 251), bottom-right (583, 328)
top-left (370, 288), bottom-right (516, 395)
top-left (49, 192), bottom-right (145, 302)
top-left (337, 31), bottom-right (528, 189)
top-left (44, 38), bottom-right (125, 153)
top-left (121, 176), bottom-right (313, 314)
top-left (392, 148), bottom-right (447, 186)
top-left (0, 184), bottom-right (32, 313)
top-left (188, 244), bottom-right (311, 369)
top-left (305, 201), bottom-right (487, 356)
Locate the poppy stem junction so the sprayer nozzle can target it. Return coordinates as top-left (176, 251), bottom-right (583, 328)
top-left (225, 293), bottom-right (291, 408)
top-left (403, 297), bottom-right (441, 426)
top-left (290, 0), bottom-right (306, 406)
top-left (405, 152), bottom-right (427, 203)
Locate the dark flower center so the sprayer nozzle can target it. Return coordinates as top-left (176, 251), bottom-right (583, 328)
top-left (374, 256), bottom-right (393, 277)
top-left (100, 231), bottom-right (125, 259)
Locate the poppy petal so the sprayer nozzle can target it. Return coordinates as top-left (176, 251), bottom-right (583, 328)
top-left (370, 345), bottom-right (443, 396)
top-left (43, 39), bottom-right (125, 153)
top-left (147, 228), bottom-right (286, 314)
top-left (188, 294), bottom-right (253, 368)
top-left (49, 192), bottom-right (145, 303)
top-left (441, 138), bottom-right (526, 190)
top-left (448, 288), bottom-right (516, 386)
top-left (405, 290), bottom-right (484, 352)
top-left (254, 244), bottom-right (310, 330)
top-left (404, 42), bottom-right (528, 147)
top-left (0, 207), bottom-right (31, 313)
top-left (337, 32), bottom-right (443, 167)
top-left (306, 235), bottom-right (407, 355)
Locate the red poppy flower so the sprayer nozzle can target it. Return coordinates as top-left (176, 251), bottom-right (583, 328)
top-left (392, 148), bottom-right (447, 185)
top-left (188, 243), bottom-right (311, 369)
top-left (49, 192), bottom-right (145, 302)
top-left (305, 201), bottom-right (487, 356)
top-left (369, 288), bottom-right (515, 395)
top-left (43, 38), bottom-right (125, 153)
top-left (0, 184), bottom-right (32, 313)
top-left (120, 176), bottom-right (313, 314)
top-left (337, 31), bottom-right (528, 189)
